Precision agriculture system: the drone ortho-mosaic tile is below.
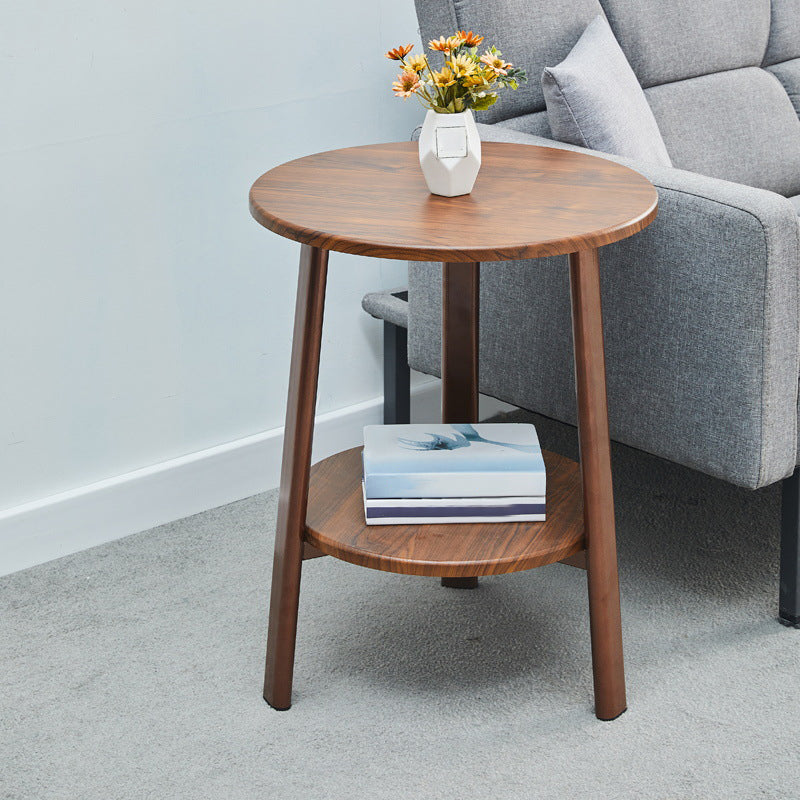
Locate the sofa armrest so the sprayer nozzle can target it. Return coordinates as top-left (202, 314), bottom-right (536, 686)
top-left (362, 289), bottom-right (408, 329)
top-left (414, 123), bottom-right (800, 487)
top-left (479, 122), bottom-right (799, 223)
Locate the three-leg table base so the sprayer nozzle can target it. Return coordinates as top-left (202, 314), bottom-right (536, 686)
top-left (263, 246), bottom-right (626, 719)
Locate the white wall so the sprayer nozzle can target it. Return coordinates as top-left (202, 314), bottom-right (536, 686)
top-left (0, 0), bottom-right (449, 572)
top-left (1, 3), bottom-right (516, 573)
top-left (1, 2), bottom-right (425, 508)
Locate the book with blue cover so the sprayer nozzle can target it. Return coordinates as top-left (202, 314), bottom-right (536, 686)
top-left (362, 423), bottom-right (546, 500)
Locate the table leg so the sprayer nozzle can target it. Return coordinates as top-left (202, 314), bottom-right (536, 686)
top-left (263, 244), bottom-right (328, 710)
top-left (441, 261), bottom-right (480, 590)
top-left (569, 248), bottom-right (626, 721)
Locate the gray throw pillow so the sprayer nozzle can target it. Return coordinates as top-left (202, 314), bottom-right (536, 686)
top-left (542, 15), bottom-right (672, 166)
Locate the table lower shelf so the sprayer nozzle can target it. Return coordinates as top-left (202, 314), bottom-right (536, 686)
top-left (304, 447), bottom-right (585, 578)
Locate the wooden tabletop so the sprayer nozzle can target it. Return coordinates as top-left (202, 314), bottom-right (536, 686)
top-left (249, 141), bottom-right (658, 262)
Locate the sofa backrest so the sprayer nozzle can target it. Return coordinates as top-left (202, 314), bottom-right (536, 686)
top-left (764, 1), bottom-right (800, 132)
top-left (413, 0), bottom-right (800, 196)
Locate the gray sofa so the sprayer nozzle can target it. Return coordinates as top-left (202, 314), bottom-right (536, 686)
top-left (363, 0), bottom-right (800, 626)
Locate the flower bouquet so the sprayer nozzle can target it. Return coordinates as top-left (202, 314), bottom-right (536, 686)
top-left (386, 32), bottom-right (527, 196)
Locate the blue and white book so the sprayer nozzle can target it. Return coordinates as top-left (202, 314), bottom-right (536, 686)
top-left (363, 423), bottom-right (546, 499)
top-left (362, 483), bottom-right (546, 525)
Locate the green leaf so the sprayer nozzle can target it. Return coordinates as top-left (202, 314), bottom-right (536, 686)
top-left (471, 93), bottom-right (498, 110)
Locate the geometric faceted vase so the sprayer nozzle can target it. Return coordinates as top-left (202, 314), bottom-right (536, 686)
top-left (418, 109), bottom-right (482, 197)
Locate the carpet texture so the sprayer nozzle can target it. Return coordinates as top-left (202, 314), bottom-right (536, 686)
top-left (2, 411), bottom-right (799, 799)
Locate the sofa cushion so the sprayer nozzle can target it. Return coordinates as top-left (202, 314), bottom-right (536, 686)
top-left (791, 196), bottom-right (800, 216)
top-left (542, 16), bottom-right (671, 165)
top-left (495, 112), bottom-right (553, 138)
top-left (413, 0), bottom-right (605, 122)
top-left (763, 0), bottom-right (800, 66)
top-left (645, 68), bottom-right (800, 197)
top-left (598, 0), bottom-right (770, 88)
top-left (769, 58), bottom-right (800, 118)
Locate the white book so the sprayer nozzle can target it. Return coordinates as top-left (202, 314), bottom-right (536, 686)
top-left (365, 514), bottom-right (547, 525)
top-left (363, 423), bottom-right (546, 499)
top-left (363, 483), bottom-right (546, 526)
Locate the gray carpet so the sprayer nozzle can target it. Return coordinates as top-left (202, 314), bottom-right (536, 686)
top-left (2, 411), bottom-right (799, 800)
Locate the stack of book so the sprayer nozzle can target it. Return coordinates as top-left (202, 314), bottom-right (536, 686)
top-left (362, 422), bottom-right (546, 525)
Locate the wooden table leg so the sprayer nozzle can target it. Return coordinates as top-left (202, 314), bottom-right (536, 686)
top-left (263, 244), bottom-right (328, 709)
top-left (441, 261), bottom-right (480, 590)
top-left (569, 248), bottom-right (626, 721)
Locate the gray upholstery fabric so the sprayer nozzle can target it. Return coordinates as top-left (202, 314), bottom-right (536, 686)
top-left (598, 0), bottom-right (770, 88)
top-left (769, 58), bottom-right (800, 118)
top-left (495, 112), bottom-right (553, 138)
top-left (412, 0), bottom-right (605, 123)
top-left (763, 0), bottom-right (800, 66)
top-left (541, 16), bottom-right (672, 165)
top-left (406, 125), bottom-right (800, 490)
top-left (644, 69), bottom-right (800, 197)
top-left (361, 290), bottom-right (408, 329)
top-left (375, 0), bottom-right (800, 489)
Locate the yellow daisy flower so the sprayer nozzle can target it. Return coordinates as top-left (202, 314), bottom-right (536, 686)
top-left (405, 54), bottom-right (428, 72)
top-left (430, 66), bottom-right (456, 88)
top-left (463, 74), bottom-right (488, 88)
top-left (447, 53), bottom-right (477, 77)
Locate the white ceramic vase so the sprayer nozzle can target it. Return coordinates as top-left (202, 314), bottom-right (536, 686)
top-left (418, 109), bottom-right (481, 197)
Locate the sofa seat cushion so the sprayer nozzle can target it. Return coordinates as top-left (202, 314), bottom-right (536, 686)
top-left (542, 16), bottom-right (672, 165)
top-left (791, 196), bottom-right (800, 216)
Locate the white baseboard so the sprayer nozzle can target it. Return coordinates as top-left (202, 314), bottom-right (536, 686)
top-left (0, 382), bottom-right (515, 577)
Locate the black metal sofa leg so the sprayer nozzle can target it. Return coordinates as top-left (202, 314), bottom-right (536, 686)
top-left (383, 320), bottom-right (411, 425)
top-left (780, 467), bottom-right (800, 627)
top-left (383, 316), bottom-right (477, 590)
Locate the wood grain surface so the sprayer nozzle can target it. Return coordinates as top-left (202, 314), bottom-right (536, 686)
top-left (440, 261), bottom-right (481, 589)
top-left (441, 262), bottom-right (480, 424)
top-left (249, 141), bottom-right (658, 262)
top-left (569, 248), bottom-right (626, 720)
top-left (304, 447), bottom-right (585, 577)
top-left (263, 245), bottom-right (328, 710)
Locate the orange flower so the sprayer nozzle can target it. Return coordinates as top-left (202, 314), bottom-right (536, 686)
top-left (457, 30), bottom-right (484, 47)
top-left (428, 35), bottom-right (462, 53)
top-left (385, 43), bottom-right (413, 60)
top-left (392, 69), bottom-right (421, 98)
top-left (480, 51), bottom-right (512, 75)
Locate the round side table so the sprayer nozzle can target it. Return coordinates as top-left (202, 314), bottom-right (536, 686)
top-left (249, 141), bottom-right (658, 719)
